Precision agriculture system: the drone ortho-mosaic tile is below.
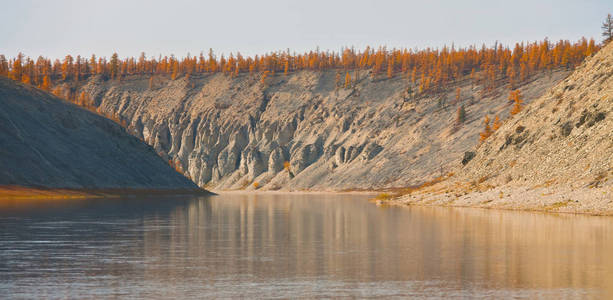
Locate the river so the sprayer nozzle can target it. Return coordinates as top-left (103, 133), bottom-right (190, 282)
top-left (1, 193), bottom-right (612, 298)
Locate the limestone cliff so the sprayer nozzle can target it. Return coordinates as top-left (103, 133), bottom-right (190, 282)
top-left (71, 69), bottom-right (569, 191)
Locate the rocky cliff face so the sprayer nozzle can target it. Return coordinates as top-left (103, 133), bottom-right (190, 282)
top-left (73, 69), bottom-right (569, 191)
top-left (457, 42), bottom-right (613, 189)
top-left (0, 77), bottom-right (198, 190)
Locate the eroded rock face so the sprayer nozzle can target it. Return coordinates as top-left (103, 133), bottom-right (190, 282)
top-left (73, 68), bottom-right (570, 190)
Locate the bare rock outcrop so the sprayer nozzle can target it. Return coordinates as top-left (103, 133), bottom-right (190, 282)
top-left (457, 42), bottom-right (613, 189)
top-left (70, 68), bottom-right (570, 191)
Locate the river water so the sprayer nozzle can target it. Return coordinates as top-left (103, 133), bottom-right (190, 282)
top-left (1, 193), bottom-right (612, 299)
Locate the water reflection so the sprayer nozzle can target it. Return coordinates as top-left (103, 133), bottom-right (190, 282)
top-left (1, 193), bottom-right (612, 298)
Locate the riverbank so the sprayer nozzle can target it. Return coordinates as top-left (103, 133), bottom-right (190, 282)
top-left (0, 185), bottom-right (212, 201)
top-left (383, 184), bottom-right (613, 216)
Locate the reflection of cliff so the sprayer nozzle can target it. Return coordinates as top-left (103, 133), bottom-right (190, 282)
top-left (141, 194), bottom-right (613, 296)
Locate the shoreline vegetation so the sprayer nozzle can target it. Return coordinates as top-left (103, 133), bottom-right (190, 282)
top-left (0, 185), bottom-right (212, 201)
top-left (370, 172), bottom-right (613, 216)
top-left (377, 187), bottom-right (613, 217)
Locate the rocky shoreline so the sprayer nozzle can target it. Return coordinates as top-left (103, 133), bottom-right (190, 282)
top-left (381, 185), bottom-right (613, 216)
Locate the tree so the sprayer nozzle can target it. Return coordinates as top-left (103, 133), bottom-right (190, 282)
top-left (510, 90), bottom-right (523, 115)
top-left (456, 105), bottom-right (466, 124)
top-left (603, 14), bottom-right (613, 44)
top-left (10, 53), bottom-right (23, 81)
top-left (455, 87), bottom-right (461, 104)
top-left (0, 55), bottom-right (8, 77)
top-left (61, 55), bottom-right (73, 80)
top-left (284, 59), bottom-right (289, 75)
top-left (492, 115), bottom-right (502, 130)
top-left (41, 75), bottom-right (51, 91)
top-left (479, 115), bottom-right (493, 142)
top-left (344, 72), bottom-right (351, 89)
top-left (171, 60), bottom-right (179, 80)
top-left (261, 70), bottom-right (269, 85)
top-left (110, 53), bottom-right (119, 79)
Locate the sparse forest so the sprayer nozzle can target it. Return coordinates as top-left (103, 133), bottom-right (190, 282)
top-left (0, 38), bottom-right (600, 99)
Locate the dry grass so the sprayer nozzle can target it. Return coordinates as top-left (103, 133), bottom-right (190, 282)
top-left (0, 186), bottom-right (97, 200)
top-left (0, 185), bottom-right (209, 201)
top-left (545, 199), bottom-right (573, 211)
top-left (374, 193), bottom-right (393, 200)
top-left (396, 172), bottom-right (454, 196)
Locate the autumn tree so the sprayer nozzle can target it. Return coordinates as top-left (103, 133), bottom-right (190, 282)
top-left (261, 70), bottom-right (269, 85)
top-left (479, 115), bottom-right (493, 142)
top-left (510, 90), bottom-right (523, 115)
top-left (344, 72), bottom-right (351, 89)
top-left (61, 55), bottom-right (73, 80)
top-left (455, 87), bottom-right (461, 104)
top-left (171, 60), bottom-right (179, 80)
top-left (9, 53), bottom-right (23, 81)
top-left (492, 115), bottom-right (502, 130)
top-left (603, 14), bottom-right (613, 44)
top-left (41, 75), bottom-right (51, 91)
top-left (2, 37), bottom-right (600, 101)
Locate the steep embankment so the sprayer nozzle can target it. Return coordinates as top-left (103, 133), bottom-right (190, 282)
top-left (70, 69), bottom-right (569, 191)
top-left (0, 77), bottom-right (199, 191)
top-left (395, 42), bottom-right (613, 215)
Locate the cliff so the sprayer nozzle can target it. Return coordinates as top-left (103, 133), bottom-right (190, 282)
top-left (394, 42), bottom-right (613, 215)
top-left (71, 69), bottom-right (570, 191)
top-left (0, 77), bottom-right (199, 190)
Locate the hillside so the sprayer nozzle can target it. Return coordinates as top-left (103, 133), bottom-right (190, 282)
top-left (60, 68), bottom-right (570, 191)
top-left (0, 77), bottom-right (199, 190)
top-left (394, 42), bottom-right (613, 215)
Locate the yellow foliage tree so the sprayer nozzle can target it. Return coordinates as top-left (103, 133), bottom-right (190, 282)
top-left (344, 72), bottom-right (351, 89)
top-left (479, 115), bottom-right (493, 142)
top-left (510, 90), bottom-right (523, 115)
top-left (492, 114), bottom-right (502, 130)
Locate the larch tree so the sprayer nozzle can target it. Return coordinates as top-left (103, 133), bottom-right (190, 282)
top-left (110, 53), bottom-right (119, 79)
top-left (10, 53), bottom-right (24, 81)
top-left (479, 115), bottom-right (493, 142)
top-left (387, 57), bottom-right (394, 78)
top-left (456, 105), bottom-right (466, 124)
top-left (344, 72), bottom-right (351, 89)
top-left (0, 55), bottom-right (8, 76)
top-left (510, 90), bottom-right (523, 115)
top-left (492, 115), bottom-right (502, 130)
top-left (41, 75), bottom-right (51, 91)
top-left (455, 87), bottom-right (461, 104)
top-left (603, 14), bottom-right (613, 44)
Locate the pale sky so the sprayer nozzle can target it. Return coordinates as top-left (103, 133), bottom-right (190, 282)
top-left (1, 0), bottom-right (611, 60)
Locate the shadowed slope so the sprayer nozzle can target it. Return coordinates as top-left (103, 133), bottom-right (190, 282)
top-left (0, 77), bottom-right (200, 190)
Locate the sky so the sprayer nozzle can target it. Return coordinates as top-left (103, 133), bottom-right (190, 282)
top-left (1, 0), bottom-right (612, 60)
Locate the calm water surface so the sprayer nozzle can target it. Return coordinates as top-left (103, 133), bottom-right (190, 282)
top-left (1, 193), bottom-right (612, 299)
